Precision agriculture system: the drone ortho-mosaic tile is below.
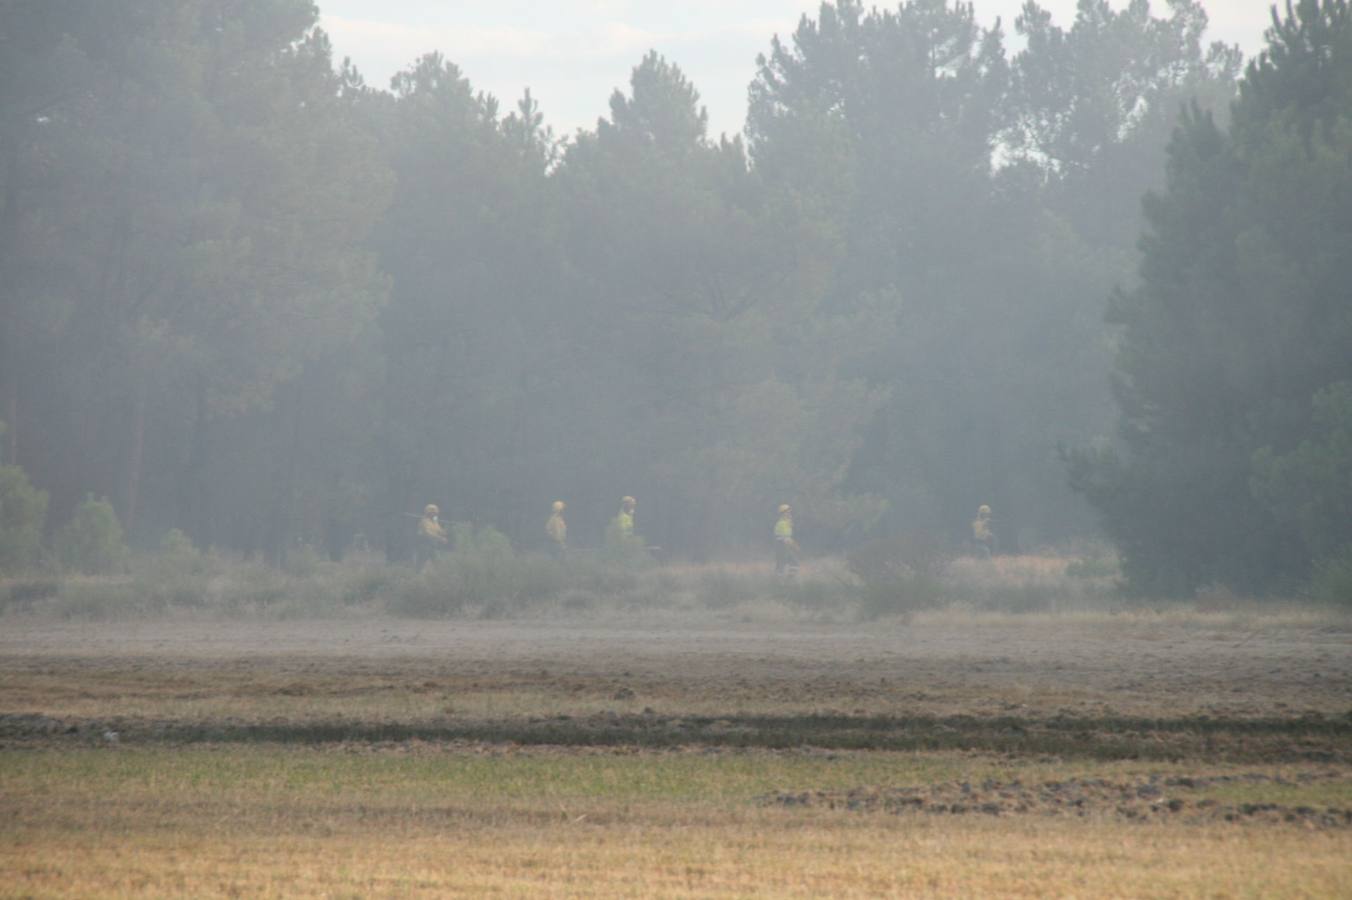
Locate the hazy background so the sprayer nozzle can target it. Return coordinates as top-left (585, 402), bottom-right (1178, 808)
top-left (3, 0), bottom-right (1350, 601)
top-left (321, 0), bottom-right (1270, 135)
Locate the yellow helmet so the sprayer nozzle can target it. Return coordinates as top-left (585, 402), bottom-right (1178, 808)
top-left (778, 504), bottom-right (791, 515)
top-left (978, 505), bottom-right (991, 517)
top-left (424, 504), bottom-right (439, 516)
top-left (553, 500), bottom-right (565, 512)
top-left (622, 495), bottom-right (636, 507)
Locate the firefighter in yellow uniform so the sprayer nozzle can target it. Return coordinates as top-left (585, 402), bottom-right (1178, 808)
top-left (774, 504), bottom-right (799, 575)
top-left (416, 503), bottom-right (448, 569)
top-left (614, 496), bottom-right (636, 538)
top-left (972, 504), bottom-right (994, 558)
top-left (546, 500), bottom-right (567, 558)
top-left (604, 495), bottom-right (649, 560)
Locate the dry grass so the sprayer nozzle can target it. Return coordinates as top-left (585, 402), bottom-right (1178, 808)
top-left (7, 548), bottom-right (1347, 626)
top-left (2, 746), bottom-right (1350, 898)
top-left (948, 552), bottom-right (1074, 580)
top-left (8, 815), bottom-right (1351, 898)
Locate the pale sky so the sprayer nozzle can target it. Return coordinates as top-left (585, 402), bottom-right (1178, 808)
top-left (320, 1), bottom-right (1273, 138)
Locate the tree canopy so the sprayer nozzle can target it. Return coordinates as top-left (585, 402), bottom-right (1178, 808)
top-left (1071, 0), bottom-right (1352, 594)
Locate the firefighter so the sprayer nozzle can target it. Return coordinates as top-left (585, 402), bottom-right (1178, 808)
top-left (774, 504), bottom-right (799, 575)
top-left (972, 504), bottom-right (994, 558)
top-left (546, 500), bottom-right (567, 558)
top-left (416, 503), bottom-right (448, 569)
top-left (604, 494), bottom-right (646, 559)
top-left (614, 496), bottom-right (637, 538)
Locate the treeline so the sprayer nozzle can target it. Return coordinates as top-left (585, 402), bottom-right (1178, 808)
top-left (1072, 0), bottom-right (1352, 598)
top-left (7, 0), bottom-right (1335, 597)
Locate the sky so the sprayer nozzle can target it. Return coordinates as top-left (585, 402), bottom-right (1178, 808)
top-left (320, 1), bottom-right (1273, 138)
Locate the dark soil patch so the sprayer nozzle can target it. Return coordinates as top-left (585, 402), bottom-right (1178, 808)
top-left (762, 771), bottom-right (1352, 828)
top-left (2, 711), bottom-right (1349, 764)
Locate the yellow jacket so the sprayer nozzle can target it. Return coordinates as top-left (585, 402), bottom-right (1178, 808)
top-left (972, 516), bottom-right (992, 542)
top-left (546, 512), bottom-right (567, 545)
top-left (419, 515), bottom-right (447, 543)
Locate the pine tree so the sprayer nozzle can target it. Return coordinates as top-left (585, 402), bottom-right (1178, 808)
top-left (1072, 0), bottom-right (1352, 594)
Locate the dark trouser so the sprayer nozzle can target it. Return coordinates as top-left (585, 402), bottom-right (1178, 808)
top-left (415, 539), bottom-right (440, 570)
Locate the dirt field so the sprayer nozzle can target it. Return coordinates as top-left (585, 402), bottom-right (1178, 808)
top-left (3, 613), bottom-right (1351, 896)
top-left (3, 613), bottom-right (1349, 721)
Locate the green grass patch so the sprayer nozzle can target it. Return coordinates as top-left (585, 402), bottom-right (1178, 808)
top-left (8, 746), bottom-right (1329, 811)
top-left (1193, 777), bottom-right (1352, 809)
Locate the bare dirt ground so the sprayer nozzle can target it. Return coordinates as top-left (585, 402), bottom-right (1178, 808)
top-left (2, 614), bottom-right (1349, 764)
top-left (2, 614), bottom-right (1349, 719)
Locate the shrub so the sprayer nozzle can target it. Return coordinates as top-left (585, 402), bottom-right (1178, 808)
top-left (941, 554), bottom-right (1121, 613)
top-left (220, 562), bottom-right (290, 614)
top-left (847, 531), bottom-right (949, 581)
top-left (847, 532), bottom-right (950, 619)
top-left (123, 530), bottom-right (213, 606)
top-left (55, 495), bottom-right (126, 574)
top-left (1065, 555), bottom-right (1120, 579)
top-left (159, 528), bottom-right (196, 558)
top-left (389, 538), bottom-right (543, 617)
top-left (600, 520), bottom-right (650, 566)
top-left (148, 529), bottom-right (209, 577)
top-left (49, 579), bottom-right (145, 620)
top-left (970, 581), bottom-right (1056, 613)
top-left (1194, 582), bottom-right (1243, 613)
top-left (449, 521), bottom-right (513, 556)
top-left (0, 463), bottom-right (48, 572)
top-left (281, 543), bottom-right (323, 578)
top-left (337, 564), bottom-right (409, 607)
top-left (779, 575), bottom-right (856, 614)
top-left (0, 576), bottom-right (60, 612)
top-left (1310, 547), bottom-right (1352, 607)
top-left (694, 570), bottom-right (762, 610)
top-left (387, 538), bottom-right (647, 618)
top-left (388, 568), bottom-right (462, 617)
top-left (855, 575), bottom-right (945, 620)
top-left (561, 555), bottom-right (639, 595)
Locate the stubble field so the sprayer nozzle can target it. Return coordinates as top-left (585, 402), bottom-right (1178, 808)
top-left (2, 606), bottom-right (1351, 897)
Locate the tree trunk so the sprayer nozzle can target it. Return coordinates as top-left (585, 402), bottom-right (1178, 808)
top-left (0, 142), bottom-right (22, 465)
top-left (179, 375), bottom-right (211, 547)
top-left (267, 379), bottom-right (305, 568)
top-left (124, 372), bottom-right (148, 535)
